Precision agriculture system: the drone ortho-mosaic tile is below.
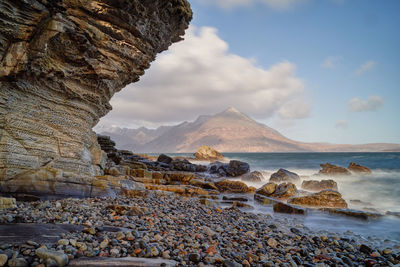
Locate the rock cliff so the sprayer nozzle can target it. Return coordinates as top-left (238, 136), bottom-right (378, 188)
top-left (0, 0), bottom-right (192, 198)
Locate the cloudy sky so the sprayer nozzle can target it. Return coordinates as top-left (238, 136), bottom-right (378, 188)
top-left (97, 0), bottom-right (400, 144)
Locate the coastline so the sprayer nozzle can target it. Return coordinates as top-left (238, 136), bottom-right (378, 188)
top-left (1, 192), bottom-right (399, 267)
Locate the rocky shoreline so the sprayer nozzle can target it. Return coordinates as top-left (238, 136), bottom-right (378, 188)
top-left (1, 193), bottom-right (399, 267)
top-left (1, 141), bottom-right (399, 266)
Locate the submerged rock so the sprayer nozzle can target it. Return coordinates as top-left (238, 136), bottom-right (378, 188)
top-left (0, 0), bottom-right (192, 198)
top-left (318, 163), bottom-right (351, 176)
top-left (241, 171), bottom-right (264, 182)
top-left (273, 202), bottom-right (307, 215)
top-left (324, 208), bottom-right (383, 220)
top-left (348, 162), bottom-right (372, 173)
top-left (269, 169), bottom-right (300, 183)
top-left (301, 179), bottom-right (338, 191)
top-left (194, 146), bottom-right (224, 161)
top-left (288, 190), bottom-right (348, 208)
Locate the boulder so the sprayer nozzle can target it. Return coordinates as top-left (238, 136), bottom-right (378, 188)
top-left (194, 146), bottom-right (224, 161)
top-left (226, 160), bottom-right (250, 177)
top-left (164, 172), bottom-right (195, 184)
top-left (209, 162), bottom-right (228, 176)
top-left (215, 180), bottom-right (250, 193)
top-left (0, 0), bottom-right (192, 198)
top-left (256, 182), bottom-right (297, 199)
top-left (318, 163), bottom-right (351, 176)
top-left (271, 183), bottom-right (298, 199)
top-left (348, 162), bottom-right (372, 174)
top-left (273, 202), bottom-right (307, 215)
top-left (241, 171), bottom-right (264, 182)
top-left (288, 190), bottom-right (348, 208)
top-left (269, 169), bottom-right (300, 183)
top-left (157, 154), bottom-right (173, 164)
top-left (301, 180), bottom-right (338, 191)
top-left (256, 182), bottom-right (277, 196)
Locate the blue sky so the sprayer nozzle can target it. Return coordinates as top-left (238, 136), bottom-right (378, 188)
top-left (99, 0), bottom-right (400, 144)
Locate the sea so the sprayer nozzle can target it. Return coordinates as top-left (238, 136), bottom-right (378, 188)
top-left (160, 152), bottom-right (400, 245)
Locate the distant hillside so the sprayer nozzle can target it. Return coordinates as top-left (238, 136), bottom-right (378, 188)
top-left (97, 107), bottom-right (400, 153)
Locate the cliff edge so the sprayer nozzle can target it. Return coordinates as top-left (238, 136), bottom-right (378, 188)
top-left (0, 0), bottom-right (192, 198)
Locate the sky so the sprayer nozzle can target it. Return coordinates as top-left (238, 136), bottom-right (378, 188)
top-left (97, 0), bottom-right (400, 145)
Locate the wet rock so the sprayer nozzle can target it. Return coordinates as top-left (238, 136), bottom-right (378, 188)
top-left (270, 169), bottom-right (300, 183)
top-left (272, 183), bottom-right (298, 199)
top-left (256, 183), bottom-right (277, 196)
top-left (288, 190), bottom-right (348, 208)
top-left (318, 163), bottom-right (351, 176)
top-left (301, 180), bottom-right (338, 191)
top-left (157, 154), bottom-right (173, 164)
top-left (254, 194), bottom-right (278, 205)
top-left (194, 146), bottom-right (224, 161)
top-left (241, 171), bottom-right (264, 182)
top-left (215, 180), bottom-right (250, 193)
top-left (222, 196), bottom-right (248, 202)
top-left (226, 160), bottom-right (250, 177)
top-left (273, 202), bottom-right (307, 215)
top-left (348, 162), bottom-right (372, 173)
top-left (324, 208), bottom-right (383, 220)
top-left (360, 244), bottom-right (373, 254)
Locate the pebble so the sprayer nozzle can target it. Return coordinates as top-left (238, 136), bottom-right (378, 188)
top-left (0, 193), bottom-right (397, 266)
top-left (0, 254), bottom-right (7, 267)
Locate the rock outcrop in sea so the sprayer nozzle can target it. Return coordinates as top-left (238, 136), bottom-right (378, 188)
top-left (0, 0), bottom-right (192, 198)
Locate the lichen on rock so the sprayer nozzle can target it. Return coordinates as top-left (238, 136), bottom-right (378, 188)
top-left (0, 0), bottom-right (192, 198)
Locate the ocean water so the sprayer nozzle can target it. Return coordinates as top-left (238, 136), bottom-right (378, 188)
top-left (161, 152), bottom-right (400, 243)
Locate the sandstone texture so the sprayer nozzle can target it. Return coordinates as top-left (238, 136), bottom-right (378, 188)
top-left (0, 0), bottom-right (192, 197)
top-left (194, 146), bottom-right (224, 161)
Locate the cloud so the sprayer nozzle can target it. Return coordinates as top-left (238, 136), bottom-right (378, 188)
top-left (321, 56), bottom-right (342, 69)
top-left (196, 0), bottom-right (308, 10)
top-left (349, 96), bottom-right (383, 112)
top-left (335, 120), bottom-right (348, 129)
top-left (98, 26), bottom-right (309, 128)
top-left (278, 99), bottom-right (311, 119)
top-left (355, 60), bottom-right (376, 75)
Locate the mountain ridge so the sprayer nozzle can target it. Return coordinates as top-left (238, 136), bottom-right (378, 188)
top-left (97, 108), bottom-right (400, 153)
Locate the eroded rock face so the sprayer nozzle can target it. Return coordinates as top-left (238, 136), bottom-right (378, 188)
top-left (301, 179), bottom-right (338, 192)
top-left (0, 0), bottom-right (192, 197)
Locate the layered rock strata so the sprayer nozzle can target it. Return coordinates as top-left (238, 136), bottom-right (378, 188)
top-left (0, 0), bottom-right (192, 197)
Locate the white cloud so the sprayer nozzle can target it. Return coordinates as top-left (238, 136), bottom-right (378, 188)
top-left (355, 60), bottom-right (376, 75)
top-left (321, 56), bottom-right (342, 69)
top-left (98, 26), bottom-right (309, 128)
top-left (278, 99), bottom-right (311, 119)
top-left (349, 96), bottom-right (383, 112)
top-left (335, 120), bottom-right (348, 129)
top-left (196, 0), bottom-right (308, 10)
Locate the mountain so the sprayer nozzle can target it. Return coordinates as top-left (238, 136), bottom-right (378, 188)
top-left (97, 107), bottom-right (400, 153)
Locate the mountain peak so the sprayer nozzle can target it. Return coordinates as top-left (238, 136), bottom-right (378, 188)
top-left (223, 106), bottom-right (241, 114)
